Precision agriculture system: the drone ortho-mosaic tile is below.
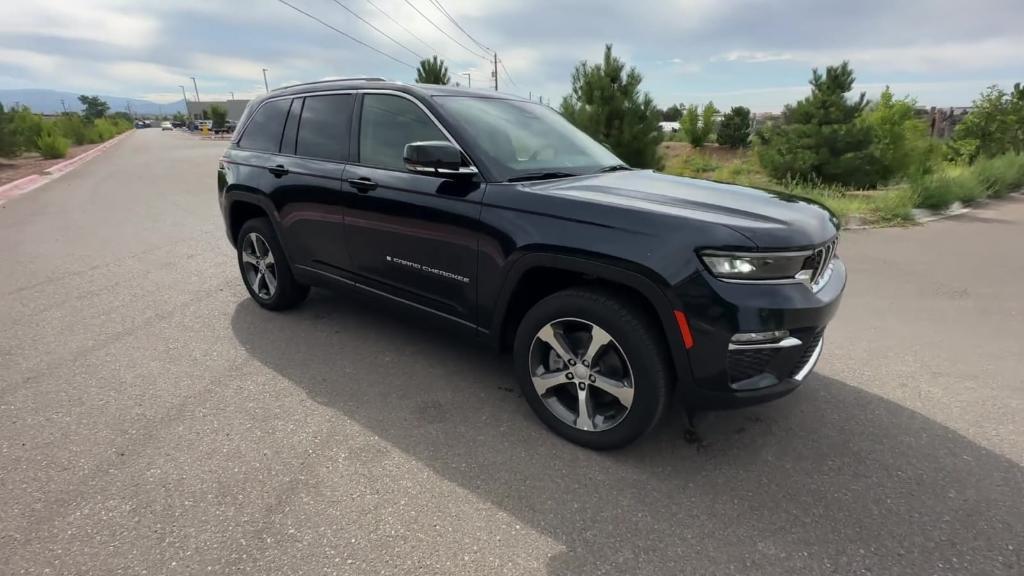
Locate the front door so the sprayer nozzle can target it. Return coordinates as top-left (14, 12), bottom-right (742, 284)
top-left (342, 92), bottom-right (484, 324)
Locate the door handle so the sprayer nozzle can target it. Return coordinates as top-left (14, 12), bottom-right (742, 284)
top-left (266, 164), bottom-right (289, 177)
top-left (346, 177), bottom-right (378, 192)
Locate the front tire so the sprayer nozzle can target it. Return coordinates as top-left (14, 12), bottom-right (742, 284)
top-left (237, 218), bottom-right (309, 310)
top-left (513, 287), bottom-right (672, 449)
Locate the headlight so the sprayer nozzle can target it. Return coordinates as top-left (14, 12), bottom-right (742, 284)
top-left (699, 250), bottom-right (811, 281)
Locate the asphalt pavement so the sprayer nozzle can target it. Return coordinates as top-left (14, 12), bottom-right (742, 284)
top-left (1, 129), bottom-right (1021, 575)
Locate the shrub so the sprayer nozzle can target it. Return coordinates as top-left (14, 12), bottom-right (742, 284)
top-left (717, 106), bottom-right (751, 148)
top-left (0, 103), bottom-right (18, 158)
top-left (210, 104), bottom-right (228, 130)
top-left (971, 154), bottom-right (1024, 198)
top-left (861, 87), bottom-right (939, 183)
top-left (911, 171), bottom-right (983, 210)
top-left (53, 113), bottom-right (90, 145)
top-left (36, 125), bottom-right (70, 159)
top-left (560, 44), bottom-right (662, 168)
top-left (680, 102), bottom-right (717, 147)
top-left (10, 107), bottom-right (44, 152)
top-left (757, 62), bottom-right (881, 188)
top-left (950, 85), bottom-right (1017, 162)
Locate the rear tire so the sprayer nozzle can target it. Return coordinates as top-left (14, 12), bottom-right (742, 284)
top-left (513, 287), bottom-right (672, 449)
top-left (237, 218), bottom-right (309, 310)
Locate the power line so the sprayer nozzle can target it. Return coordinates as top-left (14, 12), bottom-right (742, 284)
top-left (424, 0), bottom-right (492, 54)
top-left (328, 0), bottom-right (424, 61)
top-left (401, 0), bottom-right (489, 61)
top-left (364, 0), bottom-right (438, 56)
top-left (276, 0), bottom-right (416, 69)
top-left (499, 58), bottom-right (517, 87)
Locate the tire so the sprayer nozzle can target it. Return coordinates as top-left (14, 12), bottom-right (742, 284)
top-left (236, 217), bottom-right (310, 310)
top-left (513, 287), bottom-right (672, 449)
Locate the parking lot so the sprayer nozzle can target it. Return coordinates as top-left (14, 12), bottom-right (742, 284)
top-left (1, 129), bottom-right (1021, 575)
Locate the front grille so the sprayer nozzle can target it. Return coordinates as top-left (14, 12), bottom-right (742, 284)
top-left (727, 348), bottom-right (779, 382)
top-left (804, 237), bottom-right (838, 290)
top-left (790, 331), bottom-right (824, 377)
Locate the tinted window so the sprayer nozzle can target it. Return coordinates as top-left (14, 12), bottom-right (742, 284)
top-left (359, 94), bottom-right (446, 170)
top-left (280, 98), bottom-right (301, 156)
top-left (238, 99), bottom-right (290, 152)
top-left (297, 94), bottom-right (354, 161)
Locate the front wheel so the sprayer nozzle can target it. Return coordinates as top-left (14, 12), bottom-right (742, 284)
top-left (237, 218), bottom-right (309, 310)
top-left (513, 287), bottom-right (672, 449)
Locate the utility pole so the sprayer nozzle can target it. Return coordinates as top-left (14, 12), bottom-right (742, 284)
top-left (230, 91), bottom-right (235, 100)
top-left (461, 72), bottom-right (471, 88)
top-left (493, 52), bottom-right (499, 91)
top-left (262, 68), bottom-right (269, 93)
top-left (60, 98), bottom-right (68, 113)
top-left (190, 76), bottom-right (201, 103)
top-left (179, 85), bottom-right (189, 118)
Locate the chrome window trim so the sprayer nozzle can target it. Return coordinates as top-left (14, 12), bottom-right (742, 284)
top-left (354, 89), bottom-right (480, 173)
top-left (234, 89), bottom-right (358, 152)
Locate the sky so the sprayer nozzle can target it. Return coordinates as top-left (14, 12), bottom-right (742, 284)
top-left (0, 0), bottom-right (1022, 112)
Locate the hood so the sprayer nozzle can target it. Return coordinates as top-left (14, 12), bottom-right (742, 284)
top-left (529, 170), bottom-right (839, 249)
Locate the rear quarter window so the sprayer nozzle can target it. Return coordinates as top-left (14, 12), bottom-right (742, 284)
top-left (237, 99), bottom-right (291, 153)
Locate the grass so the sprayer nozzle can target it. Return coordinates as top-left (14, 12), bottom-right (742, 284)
top-left (659, 143), bottom-right (1024, 227)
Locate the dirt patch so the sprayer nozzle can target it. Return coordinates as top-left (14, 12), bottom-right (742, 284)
top-left (0, 143), bottom-right (103, 187)
top-left (659, 141), bottom-right (748, 164)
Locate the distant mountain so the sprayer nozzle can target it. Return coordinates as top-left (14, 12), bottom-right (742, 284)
top-left (0, 89), bottom-right (186, 116)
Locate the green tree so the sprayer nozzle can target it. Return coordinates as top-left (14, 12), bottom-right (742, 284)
top-left (10, 106), bottom-right (44, 153)
top-left (949, 84), bottom-right (1020, 162)
top-left (210, 104), bottom-right (228, 130)
top-left (662, 104), bottom-right (683, 122)
top-left (757, 61), bottom-right (879, 187)
top-left (680, 101), bottom-right (717, 147)
top-left (172, 112), bottom-right (187, 125)
top-left (415, 56), bottom-right (450, 85)
top-left (717, 106), bottom-right (752, 148)
top-left (560, 44), bottom-right (662, 168)
top-left (77, 95), bottom-right (110, 121)
top-left (0, 103), bottom-right (18, 158)
top-left (860, 87), bottom-right (936, 181)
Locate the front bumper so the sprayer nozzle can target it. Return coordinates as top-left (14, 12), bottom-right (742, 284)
top-left (671, 257), bottom-right (845, 408)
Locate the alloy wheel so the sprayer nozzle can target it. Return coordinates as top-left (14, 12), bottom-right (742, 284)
top-left (528, 318), bottom-right (635, 432)
top-left (241, 232), bottom-right (278, 300)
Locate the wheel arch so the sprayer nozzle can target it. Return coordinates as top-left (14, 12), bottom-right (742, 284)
top-left (489, 252), bottom-right (694, 388)
top-left (223, 190), bottom-right (280, 248)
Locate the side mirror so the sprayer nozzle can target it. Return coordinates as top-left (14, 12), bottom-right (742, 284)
top-left (404, 141), bottom-right (478, 178)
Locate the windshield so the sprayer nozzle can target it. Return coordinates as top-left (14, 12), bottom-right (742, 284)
top-left (433, 96), bottom-right (624, 182)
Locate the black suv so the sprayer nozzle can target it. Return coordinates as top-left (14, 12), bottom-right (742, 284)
top-left (218, 79), bottom-right (845, 449)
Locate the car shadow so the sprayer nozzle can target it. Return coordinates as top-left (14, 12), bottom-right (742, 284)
top-left (231, 289), bottom-right (1023, 575)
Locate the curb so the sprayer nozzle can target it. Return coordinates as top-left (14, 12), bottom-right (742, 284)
top-left (844, 189), bottom-right (1024, 230)
top-left (0, 131), bottom-right (132, 207)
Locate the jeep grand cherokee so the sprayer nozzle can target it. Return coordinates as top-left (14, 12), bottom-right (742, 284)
top-left (217, 78), bottom-right (845, 449)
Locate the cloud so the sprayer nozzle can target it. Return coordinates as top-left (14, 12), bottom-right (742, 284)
top-left (716, 36), bottom-right (1024, 72)
top-left (0, 0), bottom-right (159, 49)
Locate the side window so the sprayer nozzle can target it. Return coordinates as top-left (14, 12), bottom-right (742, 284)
top-left (296, 94), bottom-right (354, 162)
top-left (280, 98), bottom-right (301, 156)
top-left (359, 94), bottom-right (447, 170)
top-left (237, 99), bottom-right (290, 153)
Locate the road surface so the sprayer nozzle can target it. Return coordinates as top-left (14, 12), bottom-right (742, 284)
top-left (1, 130), bottom-right (1021, 575)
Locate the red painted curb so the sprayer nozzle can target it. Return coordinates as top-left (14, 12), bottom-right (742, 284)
top-left (0, 174), bottom-right (45, 204)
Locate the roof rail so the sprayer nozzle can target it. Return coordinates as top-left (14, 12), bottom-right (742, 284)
top-left (272, 77), bottom-right (387, 91)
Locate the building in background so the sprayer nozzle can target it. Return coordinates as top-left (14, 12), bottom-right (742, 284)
top-left (185, 100), bottom-right (249, 122)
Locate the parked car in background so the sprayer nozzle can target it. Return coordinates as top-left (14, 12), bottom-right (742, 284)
top-left (658, 121), bottom-right (680, 133)
top-left (217, 79), bottom-right (844, 449)
top-left (161, 121), bottom-right (173, 131)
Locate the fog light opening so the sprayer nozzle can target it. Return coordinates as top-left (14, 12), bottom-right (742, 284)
top-left (730, 330), bottom-right (790, 344)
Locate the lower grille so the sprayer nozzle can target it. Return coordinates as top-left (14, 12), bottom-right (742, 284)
top-left (727, 348), bottom-right (779, 382)
top-left (790, 331), bottom-right (824, 377)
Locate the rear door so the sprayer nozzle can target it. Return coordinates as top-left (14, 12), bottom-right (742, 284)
top-left (341, 91), bottom-right (485, 323)
top-left (262, 93), bottom-right (356, 272)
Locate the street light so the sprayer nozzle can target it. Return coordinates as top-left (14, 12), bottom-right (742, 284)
top-left (262, 68), bottom-right (269, 93)
top-left (179, 85), bottom-right (189, 118)
top-left (230, 91), bottom-right (235, 100)
top-left (190, 76), bottom-right (201, 103)
top-left (460, 72), bottom-right (471, 88)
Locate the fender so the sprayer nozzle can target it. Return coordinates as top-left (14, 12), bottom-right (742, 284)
top-left (222, 188), bottom-right (284, 247)
top-left (489, 252), bottom-right (694, 387)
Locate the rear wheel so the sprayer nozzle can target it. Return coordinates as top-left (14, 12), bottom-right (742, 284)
top-left (237, 218), bottom-right (309, 310)
top-left (513, 287), bottom-right (672, 449)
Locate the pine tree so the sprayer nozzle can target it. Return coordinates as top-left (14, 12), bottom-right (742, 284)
top-left (757, 62), bottom-right (880, 187)
top-left (560, 44), bottom-right (662, 168)
top-left (717, 106), bottom-right (752, 148)
top-left (415, 56), bottom-right (450, 85)
top-left (679, 102), bottom-right (717, 147)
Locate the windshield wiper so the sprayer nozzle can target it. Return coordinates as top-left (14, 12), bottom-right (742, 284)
top-left (594, 164), bottom-right (632, 173)
top-left (506, 171), bottom-right (578, 182)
